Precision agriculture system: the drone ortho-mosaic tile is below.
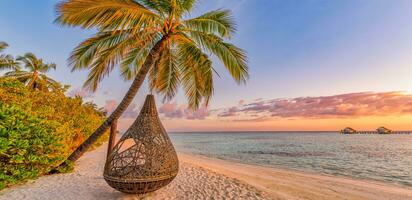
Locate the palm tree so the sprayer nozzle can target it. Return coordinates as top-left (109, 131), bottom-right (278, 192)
top-left (56, 0), bottom-right (248, 164)
top-left (0, 42), bottom-right (19, 70)
top-left (3, 53), bottom-right (59, 91)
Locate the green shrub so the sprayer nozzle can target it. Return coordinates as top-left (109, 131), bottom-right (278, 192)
top-left (0, 103), bottom-right (64, 189)
top-left (0, 78), bottom-right (107, 189)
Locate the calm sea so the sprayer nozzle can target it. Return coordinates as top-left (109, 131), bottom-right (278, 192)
top-left (169, 132), bottom-right (412, 187)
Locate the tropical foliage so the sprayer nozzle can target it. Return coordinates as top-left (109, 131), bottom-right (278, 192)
top-left (0, 103), bottom-right (63, 190)
top-left (0, 79), bottom-right (108, 189)
top-left (56, 0), bottom-right (249, 163)
top-left (0, 42), bottom-right (19, 70)
top-left (57, 0), bottom-right (248, 108)
top-left (2, 53), bottom-right (60, 91)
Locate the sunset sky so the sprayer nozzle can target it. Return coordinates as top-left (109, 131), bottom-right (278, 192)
top-left (1, 0), bottom-right (412, 131)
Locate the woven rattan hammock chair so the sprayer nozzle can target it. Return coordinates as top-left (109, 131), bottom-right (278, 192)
top-left (104, 95), bottom-right (179, 194)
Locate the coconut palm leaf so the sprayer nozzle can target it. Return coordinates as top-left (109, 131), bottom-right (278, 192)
top-left (152, 47), bottom-right (180, 102)
top-left (0, 42), bottom-right (20, 71)
top-left (0, 42), bottom-right (7, 52)
top-left (183, 9), bottom-right (236, 38)
top-left (183, 31), bottom-right (248, 83)
top-left (55, 0), bottom-right (160, 32)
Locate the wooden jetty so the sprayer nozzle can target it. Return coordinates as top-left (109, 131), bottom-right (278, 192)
top-left (340, 127), bottom-right (412, 134)
top-left (345, 131), bottom-right (412, 134)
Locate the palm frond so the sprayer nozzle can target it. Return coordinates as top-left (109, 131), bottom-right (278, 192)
top-left (185, 31), bottom-right (248, 84)
top-left (150, 46), bottom-right (181, 102)
top-left (170, 0), bottom-right (196, 16)
top-left (175, 34), bottom-right (214, 109)
top-left (56, 0), bottom-right (160, 32)
top-left (17, 53), bottom-right (39, 71)
top-left (0, 55), bottom-right (20, 71)
top-left (183, 9), bottom-right (236, 38)
top-left (176, 0), bottom-right (196, 13)
top-left (120, 32), bottom-right (162, 80)
top-left (137, 0), bottom-right (171, 15)
top-left (78, 31), bottom-right (158, 91)
top-left (0, 42), bottom-right (8, 52)
top-left (17, 53), bottom-right (57, 73)
top-left (70, 32), bottom-right (127, 70)
top-left (3, 71), bottom-right (31, 82)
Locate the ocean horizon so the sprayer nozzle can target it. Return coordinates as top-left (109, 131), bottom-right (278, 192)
top-left (170, 132), bottom-right (412, 187)
top-left (169, 130), bottom-right (412, 133)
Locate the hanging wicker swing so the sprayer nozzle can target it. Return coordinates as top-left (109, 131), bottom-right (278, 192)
top-left (103, 94), bottom-right (179, 194)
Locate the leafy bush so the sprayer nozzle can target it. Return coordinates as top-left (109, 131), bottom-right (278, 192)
top-left (0, 78), bottom-right (107, 189)
top-left (0, 103), bottom-right (63, 189)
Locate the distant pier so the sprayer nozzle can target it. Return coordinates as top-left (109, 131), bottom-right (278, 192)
top-left (342, 131), bottom-right (412, 134)
top-left (340, 127), bottom-right (412, 134)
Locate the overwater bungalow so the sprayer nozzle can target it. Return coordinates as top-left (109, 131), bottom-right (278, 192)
top-left (341, 127), bottom-right (357, 134)
top-left (377, 127), bottom-right (392, 134)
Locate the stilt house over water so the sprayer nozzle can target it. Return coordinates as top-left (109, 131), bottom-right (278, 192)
top-left (377, 127), bottom-right (392, 134)
top-left (341, 127), bottom-right (357, 134)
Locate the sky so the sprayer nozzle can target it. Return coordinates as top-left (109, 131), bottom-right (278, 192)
top-left (1, 0), bottom-right (412, 131)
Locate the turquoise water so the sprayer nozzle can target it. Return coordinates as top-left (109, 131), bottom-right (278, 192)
top-left (169, 132), bottom-right (412, 187)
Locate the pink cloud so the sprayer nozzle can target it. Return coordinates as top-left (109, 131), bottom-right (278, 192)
top-left (218, 91), bottom-right (412, 119)
top-left (159, 102), bottom-right (185, 118)
top-left (238, 99), bottom-right (245, 106)
top-left (103, 100), bottom-right (210, 132)
top-left (67, 87), bottom-right (94, 98)
top-left (103, 100), bottom-right (117, 114)
top-left (103, 100), bottom-right (139, 118)
top-left (218, 106), bottom-right (239, 117)
top-left (159, 102), bottom-right (210, 120)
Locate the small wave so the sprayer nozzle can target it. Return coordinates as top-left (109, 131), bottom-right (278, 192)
top-left (239, 151), bottom-right (335, 157)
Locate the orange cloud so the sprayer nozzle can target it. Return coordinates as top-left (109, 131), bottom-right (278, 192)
top-left (102, 91), bottom-right (412, 132)
top-left (161, 115), bottom-right (412, 132)
top-left (218, 91), bottom-right (412, 120)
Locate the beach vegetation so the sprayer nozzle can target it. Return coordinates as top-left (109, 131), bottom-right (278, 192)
top-left (0, 42), bottom-right (19, 70)
top-left (0, 78), bottom-right (107, 189)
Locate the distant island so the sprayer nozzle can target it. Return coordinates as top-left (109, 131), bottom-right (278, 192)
top-left (340, 127), bottom-right (411, 134)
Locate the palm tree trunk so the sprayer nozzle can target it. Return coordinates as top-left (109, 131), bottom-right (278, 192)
top-left (28, 71), bottom-right (38, 90)
top-left (58, 35), bottom-right (169, 167)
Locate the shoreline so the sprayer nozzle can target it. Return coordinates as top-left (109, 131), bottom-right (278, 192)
top-left (0, 144), bottom-right (411, 200)
top-left (179, 151), bottom-right (411, 189)
top-left (179, 152), bottom-right (412, 200)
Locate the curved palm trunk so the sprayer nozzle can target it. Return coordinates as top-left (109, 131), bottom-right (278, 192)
top-left (58, 36), bottom-right (169, 167)
top-left (28, 71), bottom-right (39, 90)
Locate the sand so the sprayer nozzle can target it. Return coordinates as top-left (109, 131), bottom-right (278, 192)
top-left (180, 153), bottom-right (412, 200)
top-left (1, 144), bottom-right (411, 200)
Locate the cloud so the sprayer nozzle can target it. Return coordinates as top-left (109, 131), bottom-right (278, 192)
top-left (103, 100), bottom-right (210, 132)
top-left (105, 100), bottom-right (210, 120)
top-left (159, 102), bottom-right (210, 120)
top-left (67, 87), bottom-right (94, 98)
top-left (159, 102), bottom-right (185, 118)
top-left (218, 91), bottom-right (412, 120)
top-left (238, 99), bottom-right (245, 106)
top-left (103, 100), bottom-right (117, 114)
top-left (218, 106), bottom-right (239, 117)
top-left (103, 100), bottom-right (139, 118)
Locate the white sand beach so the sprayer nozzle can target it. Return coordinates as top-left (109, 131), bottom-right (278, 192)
top-left (1, 144), bottom-right (411, 200)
